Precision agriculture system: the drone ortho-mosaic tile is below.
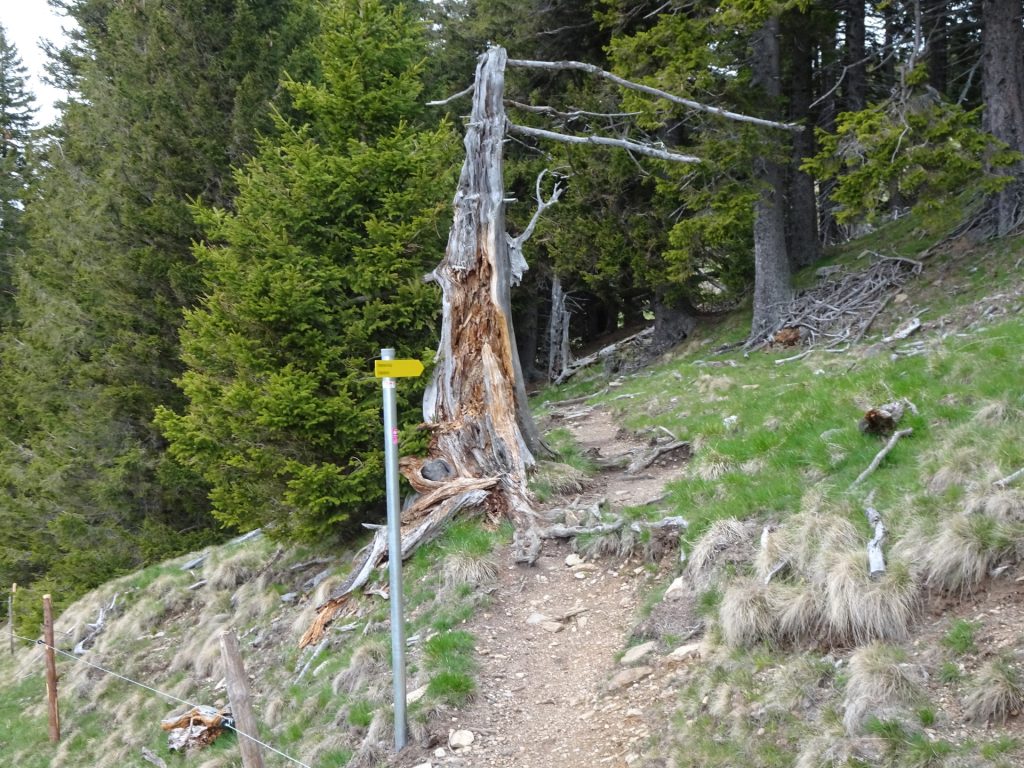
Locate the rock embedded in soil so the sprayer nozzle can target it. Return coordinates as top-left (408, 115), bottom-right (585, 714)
top-left (621, 641), bottom-right (658, 665)
top-left (449, 729), bottom-right (475, 749)
top-left (608, 666), bottom-right (654, 690)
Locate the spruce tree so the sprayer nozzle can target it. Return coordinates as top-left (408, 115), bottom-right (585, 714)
top-left (156, 0), bottom-right (459, 540)
top-left (0, 0), bottom-right (314, 603)
top-left (0, 25), bottom-right (35, 323)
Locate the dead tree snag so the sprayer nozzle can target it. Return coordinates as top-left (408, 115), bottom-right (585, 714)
top-left (416, 47), bottom-right (546, 561)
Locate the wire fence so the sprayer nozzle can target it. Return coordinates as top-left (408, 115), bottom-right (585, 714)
top-left (11, 631), bottom-right (313, 768)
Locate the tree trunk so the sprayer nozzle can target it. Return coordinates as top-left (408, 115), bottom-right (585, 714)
top-left (515, 273), bottom-right (542, 384)
top-left (982, 0), bottom-right (1024, 235)
top-left (651, 291), bottom-right (696, 354)
top-left (750, 17), bottom-right (793, 340)
top-left (844, 0), bottom-right (867, 112)
top-left (785, 10), bottom-right (820, 269)
top-left (417, 47), bottom-right (543, 550)
top-left (924, 0), bottom-right (949, 96)
top-left (547, 275), bottom-right (570, 381)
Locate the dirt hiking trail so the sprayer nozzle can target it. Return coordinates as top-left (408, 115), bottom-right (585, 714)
top-left (395, 400), bottom-right (693, 768)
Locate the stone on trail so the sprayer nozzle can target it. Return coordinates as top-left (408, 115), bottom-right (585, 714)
top-left (608, 666), bottom-right (653, 690)
top-left (667, 642), bottom-right (701, 661)
top-left (621, 641), bottom-right (657, 665)
top-left (449, 729), bottom-right (475, 749)
top-left (565, 553), bottom-right (585, 567)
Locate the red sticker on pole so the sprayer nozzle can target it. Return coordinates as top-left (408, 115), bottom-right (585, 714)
top-left (392, 427), bottom-right (400, 445)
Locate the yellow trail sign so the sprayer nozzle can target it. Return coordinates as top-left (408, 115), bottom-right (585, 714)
top-left (374, 359), bottom-right (424, 378)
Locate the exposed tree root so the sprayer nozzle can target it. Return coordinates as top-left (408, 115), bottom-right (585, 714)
top-left (299, 479), bottom-right (496, 648)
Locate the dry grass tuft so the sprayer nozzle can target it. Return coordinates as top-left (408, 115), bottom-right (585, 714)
top-left (963, 656), bottom-right (1024, 724)
top-left (965, 488), bottom-right (1024, 521)
top-left (922, 513), bottom-right (1016, 592)
top-left (347, 710), bottom-right (392, 768)
top-left (573, 531), bottom-right (625, 559)
top-left (695, 373), bottom-right (734, 396)
top-left (927, 464), bottom-right (968, 494)
top-left (843, 642), bottom-right (924, 735)
top-left (795, 732), bottom-right (874, 768)
top-left (768, 584), bottom-right (825, 645)
top-left (720, 577), bottom-right (773, 647)
top-left (692, 452), bottom-right (734, 481)
top-left (333, 639), bottom-right (389, 695)
top-left (740, 457), bottom-right (766, 475)
top-left (688, 518), bottom-right (756, 588)
top-left (765, 655), bottom-right (835, 714)
top-left (921, 435), bottom-right (990, 494)
top-left (971, 400), bottom-right (1020, 426)
top-left (825, 553), bottom-right (917, 644)
top-left (784, 511), bottom-right (862, 586)
top-left (441, 552), bottom-right (499, 589)
top-left (204, 546), bottom-right (266, 590)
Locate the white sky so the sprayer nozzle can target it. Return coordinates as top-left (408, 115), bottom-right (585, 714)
top-left (3, 1), bottom-right (73, 126)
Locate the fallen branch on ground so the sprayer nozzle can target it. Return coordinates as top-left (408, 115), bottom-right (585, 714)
top-left (746, 255), bottom-right (922, 350)
top-left (73, 592), bottom-right (119, 655)
top-left (851, 428), bottom-right (914, 487)
top-left (865, 504), bottom-right (887, 579)
top-left (626, 440), bottom-right (691, 474)
top-left (555, 327), bottom-right (654, 384)
top-left (994, 467), bottom-right (1024, 489)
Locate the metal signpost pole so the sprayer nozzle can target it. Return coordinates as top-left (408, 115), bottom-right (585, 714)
top-left (380, 348), bottom-right (408, 751)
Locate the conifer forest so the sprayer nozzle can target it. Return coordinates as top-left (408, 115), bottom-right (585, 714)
top-left (2, 0), bottom-right (1023, 628)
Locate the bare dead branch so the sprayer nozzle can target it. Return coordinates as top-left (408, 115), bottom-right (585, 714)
top-left (774, 350), bottom-right (811, 365)
top-left (995, 467), bottom-right (1024, 489)
top-left (508, 169), bottom-right (564, 255)
top-left (508, 123), bottom-right (701, 163)
top-left (555, 326), bottom-right (655, 384)
top-left (507, 57), bottom-right (802, 133)
top-left (506, 100), bottom-right (642, 121)
top-left (851, 428), bottom-right (914, 488)
top-left (427, 83), bottom-right (475, 107)
top-left (745, 255), bottom-right (922, 350)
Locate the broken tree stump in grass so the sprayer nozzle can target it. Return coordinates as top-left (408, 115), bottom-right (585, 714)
top-left (161, 706), bottom-right (233, 753)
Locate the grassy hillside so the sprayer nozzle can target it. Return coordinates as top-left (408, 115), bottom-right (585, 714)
top-left (2, 216), bottom-right (1023, 768)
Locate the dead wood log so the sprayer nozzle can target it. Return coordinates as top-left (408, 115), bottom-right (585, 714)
top-left (626, 441), bottom-right (691, 474)
top-left (857, 398), bottom-right (916, 436)
top-left (539, 519), bottom-right (625, 539)
top-left (554, 326), bottom-right (654, 384)
top-left (882, 317), bottom-right (922, 343)
top-left (851, 428), bottom-right (914, 487)
top-left (72, 592), bottom-right (118, 655)
top-left (865, 505), bottom-right (887, 579)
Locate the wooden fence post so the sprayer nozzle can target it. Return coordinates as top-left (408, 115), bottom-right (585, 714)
top-left (42, 594), bottom-right (60, 742)
top-left (220, 629), bottom-right (265, 768)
